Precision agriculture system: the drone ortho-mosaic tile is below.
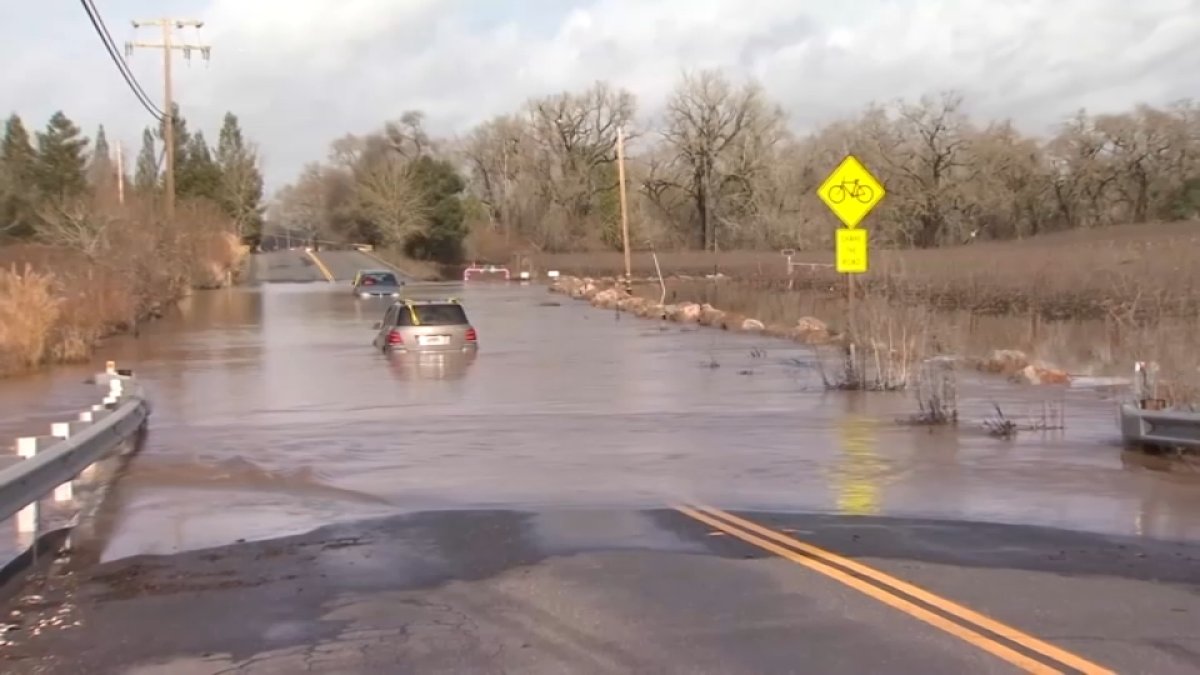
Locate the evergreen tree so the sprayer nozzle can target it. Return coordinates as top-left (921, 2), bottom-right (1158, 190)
top-left (88, 124), bottom-right (114, 189)
top-left (1, 114), bottom-right (36, 173)
top-left (216, 112), bottom-right (265, 244)
top-left (158, 103), bottom-right (190, 179)
top-left (134, 127), bottom-right (158, 193)
top-left (403, 156), bottom-right (467, 263)
top-left (0, 114), bottom-right (38, 237)
top-left (34, 111), bottom-right (89, 203)
top-left (178, 131), bottom-right (222, 201)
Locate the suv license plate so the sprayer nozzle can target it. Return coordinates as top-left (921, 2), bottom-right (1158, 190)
top-left (418, 335), bottom-right (450, 346)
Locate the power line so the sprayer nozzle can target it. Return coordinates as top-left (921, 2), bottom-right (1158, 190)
top-left (128, 18), bottom-right (211, 219)
top-left (81, 0), bottom-right (163, 118)
top-left (78, 0), bottom-right (164, 120)
top-left (82, 0), bottom-right (164, 119)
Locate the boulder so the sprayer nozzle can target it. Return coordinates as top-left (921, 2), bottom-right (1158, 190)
top-left (618, 296), bottom-right (648, 313)
top-left (636, 302), bottom-right (666, 319)
top-left (741, 318), bottom-right (766, 332)
top-left (792, 316), bottom-right (831, 344)
top-left (982, 349), bottom-right (1029, 375)
top-left (717, 312), bottom-right (746, 331)
top-left (1013, 364), bottom-right (1071, 386)
top-left (698, 303), bottom-right (726, 327)
top-left (763, 323), bottom-right (792, 339)
top-left (591, 288), bottom-right (622, 309)
top-left (672, 302), bottom-right (702, 323)
top-left (581, 282), bottom-right (600, 299)
top-left (796, 316), bottom-right (827, 333)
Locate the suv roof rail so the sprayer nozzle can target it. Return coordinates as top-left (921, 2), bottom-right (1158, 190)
top-left (395, 297), bottom-right (461, 304)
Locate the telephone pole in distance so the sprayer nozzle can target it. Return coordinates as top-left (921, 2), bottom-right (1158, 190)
top-left (126, 19), bottom-right (210, 220)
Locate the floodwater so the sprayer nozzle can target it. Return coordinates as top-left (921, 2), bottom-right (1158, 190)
top-left (2, 276), bottom-right (1199, 565)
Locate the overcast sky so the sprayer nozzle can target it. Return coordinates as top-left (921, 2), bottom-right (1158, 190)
top-left (2, 0), bottom-right (1197, 192)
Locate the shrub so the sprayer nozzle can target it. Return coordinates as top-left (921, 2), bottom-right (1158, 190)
top-left (0, 264), bottom-right (61, 374)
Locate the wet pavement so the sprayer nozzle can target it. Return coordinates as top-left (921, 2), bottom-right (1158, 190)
top-left (4, 509), bottom-right (1200, 673)
top-left (1, 250), bottom-right (1199, 673)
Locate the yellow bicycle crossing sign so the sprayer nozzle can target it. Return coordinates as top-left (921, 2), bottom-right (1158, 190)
top-left (817, 155), bottom-right (886, 229)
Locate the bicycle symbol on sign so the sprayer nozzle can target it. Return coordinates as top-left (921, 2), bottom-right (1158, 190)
top-left (827, 179), bottom-right (874, 205)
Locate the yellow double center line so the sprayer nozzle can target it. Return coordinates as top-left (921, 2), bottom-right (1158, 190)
top-left (305, 249), bottom-right (335, 282)
top-left (676, 504), bottom-right (1115, 675)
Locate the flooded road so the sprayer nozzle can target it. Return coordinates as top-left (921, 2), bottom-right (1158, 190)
top-left (4, 251), bottom-right (1200, 674)
top-left (3, 251), bottom-right (1199, 563)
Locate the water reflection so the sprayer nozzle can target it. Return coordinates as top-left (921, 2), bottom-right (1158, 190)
top-left (832, 411), bottom-right (884, 516)
top-left (386, 351), bottom-right (478, 381)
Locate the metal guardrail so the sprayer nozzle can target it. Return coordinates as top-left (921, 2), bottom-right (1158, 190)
top-left (0, 361), bottom-right (151, 540)
top-left (1118, 360), bottom-right (1200, 451)
top-left (1119, 405), bottom-right (1200, 451)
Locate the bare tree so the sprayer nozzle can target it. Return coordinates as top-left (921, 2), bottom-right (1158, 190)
top-left (964, 120), bottom-right (1052, 239)
top-left (353, 155), bottom-right (427, 246)
top-left (271, 163), bottom-right (326, 242)
top-left (36, 198), bottom-right (113, 259)
top-left (1045, 111), bottom-right (1117, 229)
top-left (869, 91), bottom-right (974, 247)
top-left (661, 69), bottom-right (783, 250)
top-left (384, 110), bottom-right (433, 159)
top-left (526, 81), bottom-right (637, 228)
top-left (461, 115), bottom-right (525, 234)
top-left (284, 82), bottom-right (1200, 257)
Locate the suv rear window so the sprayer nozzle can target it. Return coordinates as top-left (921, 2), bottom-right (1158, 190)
top-left (359, 272), bottom-right (398, 286)
top-left (396, 303), bottom-right (469, 326)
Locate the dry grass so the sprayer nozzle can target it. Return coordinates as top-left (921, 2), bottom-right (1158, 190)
top-left (1112, 320), bottom-right (1200, 409)
top-left (367, 247), bottom-right (446, 281)
top-left (814, 295), bottom-right (935, 391)
top-left (0, 265), bottom-right (61, 374)
top-left (548, 221), bottom-right (1200, 406)
top-left (543, 221), bottom-right (1200, 404)
top-left (536, 221), bottom-right (1200, 321)
top-left (0, 194), bottom-right (244, 377)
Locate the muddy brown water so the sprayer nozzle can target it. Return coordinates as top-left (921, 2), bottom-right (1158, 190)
top-left (1, 279), bottom-right (1198, 565)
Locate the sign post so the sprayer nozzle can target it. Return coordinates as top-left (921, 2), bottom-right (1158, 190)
top-left (816, 155), bottom-right (886, 338)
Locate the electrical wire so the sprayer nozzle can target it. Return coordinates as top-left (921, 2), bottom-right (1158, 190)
top-left (81, 0), bottom-right (163, 119)
top-left (79, 0), bottom-right (165, 121)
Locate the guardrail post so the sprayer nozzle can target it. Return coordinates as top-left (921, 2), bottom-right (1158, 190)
top-left (49, 422), bottom-right (83, 502)
top-left (76, 411), bottom-right (103, 482)
top-left (102, 378), bottom-right (122, 406)
top-left (15, 437), bottom-right (42, 534)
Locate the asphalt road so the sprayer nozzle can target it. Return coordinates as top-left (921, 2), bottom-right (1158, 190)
top-left (246, 248), bottom-right (395, 284)
top-left (1, 251), bottom-right (1198, 674)
top-left (3, 508), bottom-right (1199, 674)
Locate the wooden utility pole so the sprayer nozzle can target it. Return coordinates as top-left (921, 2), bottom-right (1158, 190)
top-left (616, 125), bottom-right (632, 287)
top-left (126, 19), bottom-right (210, 220)
top-left (115, 142), bottom-right (125, 205)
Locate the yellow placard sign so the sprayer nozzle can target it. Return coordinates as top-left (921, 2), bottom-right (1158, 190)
top-left (836, 228), bottom-right (868, 274)
top-left (817, 155), bottom-right (886, 229)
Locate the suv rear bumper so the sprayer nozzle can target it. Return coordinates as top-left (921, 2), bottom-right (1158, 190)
top-left (384, 343), bottom-right (478, 354)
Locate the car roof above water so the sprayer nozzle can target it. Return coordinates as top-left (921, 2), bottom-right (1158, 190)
top-left (388, 299), bottom-right (471, 326)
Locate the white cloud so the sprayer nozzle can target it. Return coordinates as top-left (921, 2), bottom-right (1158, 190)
top-left (1, 0), bottom-right (1197, 190)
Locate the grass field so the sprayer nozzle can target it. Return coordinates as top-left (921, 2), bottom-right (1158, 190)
top-left (539, 222), bottom-right (1200, 403)
top-left (534, 221), bottom-right (1200, 321)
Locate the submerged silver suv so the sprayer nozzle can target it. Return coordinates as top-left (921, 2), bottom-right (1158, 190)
top-left (372, 299), bottom-right (478, 353)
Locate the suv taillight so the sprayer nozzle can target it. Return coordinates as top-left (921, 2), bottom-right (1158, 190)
top-left (387, 329), bottom-right (403, 345)
top-left (465, 327), bottom-right (477, 341)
